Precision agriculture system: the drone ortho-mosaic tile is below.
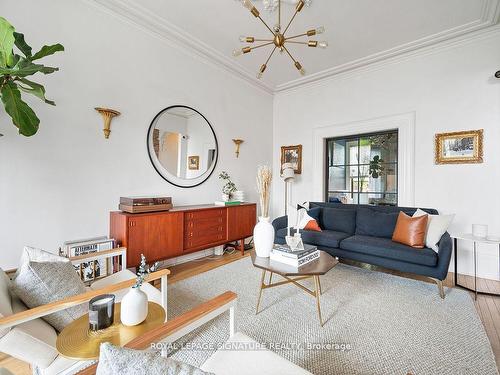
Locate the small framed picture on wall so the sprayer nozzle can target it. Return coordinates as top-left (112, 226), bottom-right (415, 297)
top-left (188, 155), bottom-right (200, 170)
top-left (435, 129), bottom-right (483, 164)
top-left (281, 145), bottom-right (303, 174)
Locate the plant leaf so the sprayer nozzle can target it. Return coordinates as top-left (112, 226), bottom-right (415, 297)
top-left (0, 60), bottom-right (59, 77)
top-left (13, 32), bottom-right (32, 57)
top-left (0, 17), bottom-right (15, 67)
top-left (17, 77), bottom-right (55, 105)
top-left (0, 80), bottom-right (40, 136)
top-left (31, 43), bottom-right (64, 61)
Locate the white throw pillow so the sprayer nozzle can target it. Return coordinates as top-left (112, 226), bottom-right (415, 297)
top-left (413, 209), bottom-right (454, 252)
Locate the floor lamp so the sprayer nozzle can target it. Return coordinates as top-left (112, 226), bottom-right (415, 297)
top-left (281, 163), bottom-right (295, 215)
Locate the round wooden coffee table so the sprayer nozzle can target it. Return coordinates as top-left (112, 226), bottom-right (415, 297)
top-left (56, 302), bottom-right (166, 360)
top-left (250, 249), bottom-right (338, 327)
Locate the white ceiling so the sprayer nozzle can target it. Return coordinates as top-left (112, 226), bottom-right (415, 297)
top-left (95, 0), bottom-right (500, 92)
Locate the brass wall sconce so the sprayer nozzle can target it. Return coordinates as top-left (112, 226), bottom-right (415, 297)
top-left (95, 107), bottom-right (120, 139)
top-left (233, 139), bottom-right (244, 158)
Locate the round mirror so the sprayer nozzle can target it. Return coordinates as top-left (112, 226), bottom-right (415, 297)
top-left (147, 106), bottom-right (218, 188)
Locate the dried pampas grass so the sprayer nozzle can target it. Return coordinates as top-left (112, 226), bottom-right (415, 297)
top-left (256, 165), bottom-right (272, 218)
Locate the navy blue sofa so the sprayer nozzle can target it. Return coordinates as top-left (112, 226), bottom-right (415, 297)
top-left (272, 202), bottom-right (452, 298)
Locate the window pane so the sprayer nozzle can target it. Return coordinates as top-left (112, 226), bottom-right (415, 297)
top-left (328, 139), bottom-right (345, 166)
top-left (328, 192), bottom-right (359, 204)
top-left (359, 193), bottom-right (397, 206)
top-left (328, 166), bottom-right (359, 192)
top-left (359, 132), bottom-right (398, 164)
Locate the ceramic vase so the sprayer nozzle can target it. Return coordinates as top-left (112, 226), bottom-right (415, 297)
top-left (120, 286), bottom-right (148, 326)
top-left (222, 193), bottom-right (230, 202)
top-left (253, 216), bottom-right (275, 257)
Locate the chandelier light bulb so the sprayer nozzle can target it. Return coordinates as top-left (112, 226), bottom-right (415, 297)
top-left (239, 35), bottom-right (247, 42)
top-left (233, 48), bottom-right (243, 57)
top-left (257, 72), bottom-right (263, 79)
top-left (299, 68), bottom-right (306, 75)
top-left (242, 0), bottom-right (254, 11)
top-left (316, 26), bottom-right (325, 34)
top-left (318, 41), bottom-right (328, 49)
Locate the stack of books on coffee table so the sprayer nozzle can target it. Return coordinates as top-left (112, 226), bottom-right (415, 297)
top-left (270, 244), bottom-right (320, 268)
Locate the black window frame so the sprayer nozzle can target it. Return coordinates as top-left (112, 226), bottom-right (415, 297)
top-left (325, 129), bottom-right (399, 206)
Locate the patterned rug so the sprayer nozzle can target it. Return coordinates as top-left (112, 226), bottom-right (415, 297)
top-left (167, 257), bottom-right (498, 375)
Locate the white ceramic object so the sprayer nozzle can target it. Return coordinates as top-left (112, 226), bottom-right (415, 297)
top-left (254, 217), bottom-right (275, 258)
top-left (222, 193), bottom-right (230, 202)
top-left (120, 286), bottom-right (148, 326)
top-left (472, 224), bottom-right (488, 239)
top-left (232, 190), bottom-right (245, 201)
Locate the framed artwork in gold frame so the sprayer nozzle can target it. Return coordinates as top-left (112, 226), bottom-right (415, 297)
top-left (435, 129), bottom-right (483, 164)
top-left (281, 145), bottom-right (302, 174)
top-left (188, 156), bottom-right (200, 170)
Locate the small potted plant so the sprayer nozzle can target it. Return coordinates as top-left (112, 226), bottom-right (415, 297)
top-left (120, 254), bottom-right (159, 326)
top-left (219, 171), bottom-right (237, 201)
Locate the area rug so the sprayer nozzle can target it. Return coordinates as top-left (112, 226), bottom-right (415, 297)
top-left (166, 257), bottom-right (498, 375)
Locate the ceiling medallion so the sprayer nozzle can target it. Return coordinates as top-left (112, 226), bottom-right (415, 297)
top-left (233, 0), bottom-right (327, 79)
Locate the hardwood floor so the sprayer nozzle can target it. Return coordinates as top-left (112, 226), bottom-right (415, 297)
top-left (1, 250), bottom-right (499, 373)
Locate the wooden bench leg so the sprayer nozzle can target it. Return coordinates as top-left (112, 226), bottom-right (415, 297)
top-left (239, 239), bottom-right (245, 255)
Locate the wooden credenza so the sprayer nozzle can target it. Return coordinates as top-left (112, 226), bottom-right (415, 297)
top-left (110, 203), bottom-right (257, 268)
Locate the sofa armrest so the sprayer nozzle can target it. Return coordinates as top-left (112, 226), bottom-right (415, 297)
top-left (272, 216), bottom-right (288, 233)
top-left (435, 232), bottom-right (453, 281)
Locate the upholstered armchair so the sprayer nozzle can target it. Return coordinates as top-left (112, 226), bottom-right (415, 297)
top-left (0, 248), bottom-right (169, 375)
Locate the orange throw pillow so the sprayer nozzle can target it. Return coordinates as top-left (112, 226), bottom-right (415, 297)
top-left (392, 212), bottom-right (428, 248)
top-left (304, 219), bottom-right (322, 232)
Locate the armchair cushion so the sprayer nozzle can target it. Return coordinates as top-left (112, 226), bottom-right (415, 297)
top-left (0, 269), bottom-right (13, 338)
top-left (201, 332), bottom-right (312, 375)
top-left (96, 342), bottom-right (212, 375)
top-left (11, 248), bottom-right (87, 332)
top-left (0, 295), bottom-right (58, 369)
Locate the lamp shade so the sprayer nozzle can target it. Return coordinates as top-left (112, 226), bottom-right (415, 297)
top-left (282, 163), bottom-right (295, 181)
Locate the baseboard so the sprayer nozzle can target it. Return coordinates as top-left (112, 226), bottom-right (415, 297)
top-left (157, 248), bottom-right (216, 268)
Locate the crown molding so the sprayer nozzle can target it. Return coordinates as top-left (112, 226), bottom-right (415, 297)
top-left (87, 0), bottom-right (499, 95)
top-left (87, 0), bottom-right (275, 94)
top-left (275, 0), bottom-right (500, 92)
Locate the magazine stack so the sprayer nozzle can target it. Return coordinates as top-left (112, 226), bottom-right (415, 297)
top-left (270, 243), bottom-right (320, 268)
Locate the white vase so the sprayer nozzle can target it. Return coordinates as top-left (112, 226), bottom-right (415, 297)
top-left (222, 193), bottom-right (230, 202)
top-left (120, 286), bottom-right (148, 326)
top-left (253, 216), bottom-right (275, 258)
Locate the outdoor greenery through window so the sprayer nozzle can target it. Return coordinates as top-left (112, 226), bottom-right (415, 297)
top-left (326, 130), bottom-right (398, 206)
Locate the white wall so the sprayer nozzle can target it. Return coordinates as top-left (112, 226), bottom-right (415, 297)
top-left (273, 31), bottom-right (500, 279)
top-left (0, 0), bottom-right (273, 269)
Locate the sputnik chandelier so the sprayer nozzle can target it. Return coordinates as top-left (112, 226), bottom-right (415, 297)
top-left (233, 0), bottom-right (327, 79)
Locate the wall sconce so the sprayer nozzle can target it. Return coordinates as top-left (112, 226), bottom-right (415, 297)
top-left (95, 107), bottom-right (120, 139)
top-left (232, 139), bottom-right (244, 158)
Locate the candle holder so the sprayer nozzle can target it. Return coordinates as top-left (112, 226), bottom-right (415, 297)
top-left (89, 294), bottom-right (115, 331)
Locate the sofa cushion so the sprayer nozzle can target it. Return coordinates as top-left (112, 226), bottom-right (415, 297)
top-left (97, 342), bottom-right (212, 375)
top-left (276, 228), bottom-right (350, 248)
top-left (320, 207), bottom-right (357, 234)
top-left (355, 207), bottom-right (400, 238)
top-left (340, 235), bottom-right (438, 267)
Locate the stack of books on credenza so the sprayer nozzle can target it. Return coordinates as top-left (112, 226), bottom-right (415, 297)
top-left (270, 244), bottom-right (320, 268)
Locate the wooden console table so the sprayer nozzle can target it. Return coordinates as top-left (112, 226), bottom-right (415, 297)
top-left (110, 203), bottom-right (256, 268)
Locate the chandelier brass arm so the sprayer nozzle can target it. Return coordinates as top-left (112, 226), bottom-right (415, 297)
top-left (234, 0), bottom-right (328, 79)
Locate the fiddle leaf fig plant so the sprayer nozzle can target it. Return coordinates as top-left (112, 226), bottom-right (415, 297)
top-left (0, 17), bottom-right (64, 136)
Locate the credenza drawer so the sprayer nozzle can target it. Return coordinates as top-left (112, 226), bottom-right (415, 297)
top-left (185, 209), bottom-right (224, 221)
top-left (185, 230), bottom-right (226, 249)
top-left (185, 216), bottom-right (225, 230)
